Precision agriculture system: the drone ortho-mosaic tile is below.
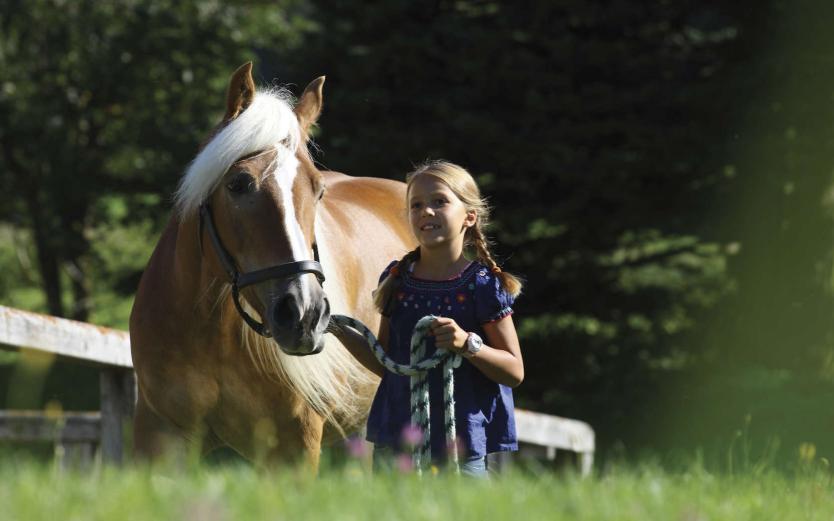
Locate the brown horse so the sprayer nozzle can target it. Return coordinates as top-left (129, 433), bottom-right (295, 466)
top-left (129, 63), bottom-right (413, 468)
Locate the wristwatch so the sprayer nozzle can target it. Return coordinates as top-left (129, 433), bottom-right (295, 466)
top-left (464, 332), bottom-right (483, 358)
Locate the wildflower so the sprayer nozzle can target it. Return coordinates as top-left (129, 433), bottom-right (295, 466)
top-left (799, 442), bottom-right (816, 463)
top-left (396, 454), bottom-right (414, 473)
top-left (344, 436), bottom-right (368, 459)
top-left (401, 424), bottom-right (424, 449)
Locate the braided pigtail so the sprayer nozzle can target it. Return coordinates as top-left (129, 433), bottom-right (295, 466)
top-left (470, 222), bottom-right (523, 298)
top-left (373, 247), bottom-right (421, 315)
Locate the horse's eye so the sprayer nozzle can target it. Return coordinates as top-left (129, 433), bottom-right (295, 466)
top-left (226, 173), bottom-right (254, 194)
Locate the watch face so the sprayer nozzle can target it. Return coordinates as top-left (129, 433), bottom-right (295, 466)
top-left (468, 333), bottom-right (482, 352)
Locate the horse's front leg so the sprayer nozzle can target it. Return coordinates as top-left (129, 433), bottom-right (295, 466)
top-left (133, 392), bottom-right (190, 461)
top-left (247, 407), bottom-right (325, 472)
top-left (132, 383), bottom-right (217, 465)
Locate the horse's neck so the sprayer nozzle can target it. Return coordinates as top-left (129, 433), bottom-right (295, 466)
top-left (313, 207), bottom-right (352, 317)
top-left (171, 212), bottom-right (233, 325)
top-left (315, 176), bottom-right (410, 328)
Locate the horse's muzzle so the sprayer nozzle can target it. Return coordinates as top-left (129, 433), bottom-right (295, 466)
top-left (268, 290), bottom-right (330, 356)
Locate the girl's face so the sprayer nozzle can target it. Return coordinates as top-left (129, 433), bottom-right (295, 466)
top-left (407, 174), bottom-right (476, 252)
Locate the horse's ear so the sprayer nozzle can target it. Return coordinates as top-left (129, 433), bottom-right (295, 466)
top-left (295, 76), bottom-right (325, 135)
top-left (224, 62), bottom-right (256, 121)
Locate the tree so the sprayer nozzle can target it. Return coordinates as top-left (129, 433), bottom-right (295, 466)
top-left (0, 0), bottom-right (309, 319)
top-left (275, 0), bottom-right (741, 445)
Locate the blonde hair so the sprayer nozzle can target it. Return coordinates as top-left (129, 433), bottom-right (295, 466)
top-left (373, 160), bottom-right (522, 314)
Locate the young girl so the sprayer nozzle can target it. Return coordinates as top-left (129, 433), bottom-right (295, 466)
top-left (334, 160), bottom-right (523, 477)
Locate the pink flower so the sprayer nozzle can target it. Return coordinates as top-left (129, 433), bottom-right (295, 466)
top-left (344, 436), bottom-right (368, 459)
top-left (401, 424), bottom-right (424, 448)
top-left (396, 454), bottom-right (414, 473)
top-left (446, 437), bottom-right (464, 458)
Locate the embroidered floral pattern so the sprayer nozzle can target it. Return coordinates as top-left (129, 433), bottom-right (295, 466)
top-left (368, 260), bottom-right (519, 459)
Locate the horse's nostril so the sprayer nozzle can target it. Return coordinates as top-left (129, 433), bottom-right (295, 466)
top-left (273, 295), bottom-right (301, 330)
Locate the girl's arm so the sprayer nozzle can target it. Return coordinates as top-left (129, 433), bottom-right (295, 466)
top-left (431, 316), bottom-right (524, 387)
top-left (331, 317), bottom-right (390, 378)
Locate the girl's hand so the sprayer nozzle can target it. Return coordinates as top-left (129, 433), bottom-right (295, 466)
top-left (430, 317), bottom-right (468, 353)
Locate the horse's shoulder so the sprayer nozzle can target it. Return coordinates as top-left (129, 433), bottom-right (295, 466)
top-left (319, 171), bottom-right (412, 249)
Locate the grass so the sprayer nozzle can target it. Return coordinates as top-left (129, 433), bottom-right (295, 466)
top-left (1, 457), bottom-right (832, 521)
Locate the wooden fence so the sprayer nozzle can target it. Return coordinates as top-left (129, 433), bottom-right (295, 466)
top-left (0, 305), bottom-right (135, 467)
top-left (0, 305), bottom-right (595, 473)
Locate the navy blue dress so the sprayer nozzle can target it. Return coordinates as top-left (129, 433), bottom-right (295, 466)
top-left (365, 261), bottom-right (518, 459)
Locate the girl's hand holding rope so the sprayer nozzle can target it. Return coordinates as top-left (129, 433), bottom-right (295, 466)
top-left (430, 317), bottom-right (469, 355)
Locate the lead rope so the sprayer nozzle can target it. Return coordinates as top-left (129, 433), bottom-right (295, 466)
top-left (329, 314), bottom-right (461, 475)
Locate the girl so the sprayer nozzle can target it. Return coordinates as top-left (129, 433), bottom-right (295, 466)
top-left (334, 160), bottom-right (524, 477)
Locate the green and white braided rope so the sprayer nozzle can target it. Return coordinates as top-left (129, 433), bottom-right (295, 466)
top-left (329, 314), bottom-right (462, 474)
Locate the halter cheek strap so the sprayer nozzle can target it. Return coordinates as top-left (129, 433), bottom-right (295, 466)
top-left (198, 203), bottom-right (325, 338)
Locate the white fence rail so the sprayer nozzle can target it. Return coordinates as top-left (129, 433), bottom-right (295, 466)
top-left (0, 305), bottom-right (134, 466)
top-left (514, 408), bottom-right (595, 474)
top-left (0, 305), bottom-right (594, 473)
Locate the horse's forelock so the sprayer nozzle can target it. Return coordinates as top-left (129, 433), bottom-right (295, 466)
top-left (174, 89), bottom-right (301, 216)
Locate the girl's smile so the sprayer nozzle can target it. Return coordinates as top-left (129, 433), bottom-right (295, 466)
top-left (407, 175), bottom-right (475, 250)
top-left (349, 160), bottom-right (524, 477)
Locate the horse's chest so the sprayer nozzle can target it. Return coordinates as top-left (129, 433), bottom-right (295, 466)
top-left (211, 365), bottom-right (298, 424)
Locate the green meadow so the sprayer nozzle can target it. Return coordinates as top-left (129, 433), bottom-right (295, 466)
top-left (4, 3), bottom-right (834, 521)
top-left (2, 461), bottom-right (832, 521)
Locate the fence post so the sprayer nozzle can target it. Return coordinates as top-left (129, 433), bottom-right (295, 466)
top-left (99, 368), bottom-right (136, 465)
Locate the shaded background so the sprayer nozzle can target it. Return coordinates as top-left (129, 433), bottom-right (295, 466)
top-left (1, 0), bottom-right (833, 468)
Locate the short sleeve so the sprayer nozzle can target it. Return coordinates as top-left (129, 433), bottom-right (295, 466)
top-left (474, 267), bottom-right (516, 324)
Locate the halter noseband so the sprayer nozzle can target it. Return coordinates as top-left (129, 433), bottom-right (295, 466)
top-left (198, 203), bottom-right (325, 338)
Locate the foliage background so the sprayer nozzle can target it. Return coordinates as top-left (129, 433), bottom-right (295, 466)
top-left (1, 0), bottom-right (833, 467)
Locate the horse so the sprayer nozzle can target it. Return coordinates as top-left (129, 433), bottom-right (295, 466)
top-left (129, 63), bottom-right (413, 469)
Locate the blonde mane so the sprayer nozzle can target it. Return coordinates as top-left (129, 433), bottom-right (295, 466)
top-left (174, 89), bottom-right (301, 216)
top-left (210, 285), bottom-right (375, 433)
top-left (182, 89), bottom-right (376, 433)
top-left (241, 320), bottom-right (375, 434)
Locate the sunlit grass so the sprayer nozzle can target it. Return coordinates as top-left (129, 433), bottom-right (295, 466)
top-left (1, 458), bottom-right (832, 521)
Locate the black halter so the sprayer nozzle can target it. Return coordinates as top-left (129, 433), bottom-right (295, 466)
top-left (199, 203), bottom-right (325, 338)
